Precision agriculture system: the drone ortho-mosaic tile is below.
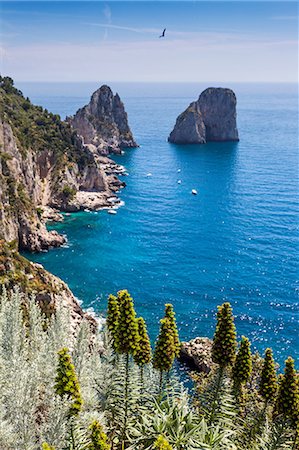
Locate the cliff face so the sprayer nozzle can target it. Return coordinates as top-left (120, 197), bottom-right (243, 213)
top-left (69, 85), bottom-right (138, 155)
top-left (168, 87), bottom-right (239, 144)
top-left (0, 77), bottom-right (125, 252)
top-left (168, 102), bottom-right (206, 144)
top-left (198, 88), bottom-right (239, 142)
top-left (0, 240), bottom-right (97, 332)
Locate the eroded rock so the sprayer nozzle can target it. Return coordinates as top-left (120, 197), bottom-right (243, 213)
top-left (168, 87), bottom-right (239, 144)
top-left (69, 85), bottom-right (138, 155)
top-left (179, 337), bottom-right (214, 373)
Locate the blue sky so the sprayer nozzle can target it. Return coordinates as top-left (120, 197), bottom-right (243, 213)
top-left (0, 1), bottom-right (298, 82)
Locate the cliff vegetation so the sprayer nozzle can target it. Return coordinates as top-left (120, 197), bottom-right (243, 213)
top-left (0, 288), bottom-right (297, 450)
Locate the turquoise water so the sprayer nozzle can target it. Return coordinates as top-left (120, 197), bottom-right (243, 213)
top-left (20, 82), bottom-right (298, 367)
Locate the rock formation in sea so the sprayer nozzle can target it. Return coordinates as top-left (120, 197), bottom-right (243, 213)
top-left (168, 87), bottom-right (239, 144)
top-left (167, 102), bottom-right (206, 144)
top-left (0, 77), bottom-right (126, 252)
top-left (69, 85), bottom-right (138, 155)
top-left (179, 337), bottom-right (214, 373)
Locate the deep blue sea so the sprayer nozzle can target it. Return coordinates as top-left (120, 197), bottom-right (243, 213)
top-left (19, 82), bottom-right (299, 367)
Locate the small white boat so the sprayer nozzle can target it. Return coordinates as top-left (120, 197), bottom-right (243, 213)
top-left (108, 209), bottom-right (117, 215)
top-left (177, 180), bottom-right (182, 184)
top-left (177, 169), bottom-right (181, 173)
top-left (191, 189), bottom-right (198, 195)
top-left (146, 173), bottom-right (152, 177)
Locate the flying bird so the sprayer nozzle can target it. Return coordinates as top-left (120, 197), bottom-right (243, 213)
top-left (159, 28), bottom-right (166, 38)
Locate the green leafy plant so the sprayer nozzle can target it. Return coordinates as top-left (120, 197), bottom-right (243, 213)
top-left (106, 294), bottom-right (120, 350)
top-left (54, 347), bottom-right (83, 417)
top-left (164, 304), bottom-right (180, 357)
top-left (115, 290), bottom-right (140, 447)
top-left (259, 348), bottom-right (277, 404)
top-left (86, 420), bottom-right (110, 450)
top-left (134, 317), bottom-right (152, 386)
top-left (275, 357), bottom-right (299, 448)
top-left (42, 443), bottom-right (56, 450)
top-left (212, 302), bottom-right (237, 368)
top-left (153, 318), bottom-right (176, 394)
top-left (232, 336), bottom-right (252, 387)
top-left (153, 435), bottom-right (173, 449)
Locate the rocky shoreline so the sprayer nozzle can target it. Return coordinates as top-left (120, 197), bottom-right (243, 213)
top-left (0, 78), bottom-right (136, 253)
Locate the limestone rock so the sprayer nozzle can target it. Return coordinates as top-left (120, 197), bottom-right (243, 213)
top-left (168, 87), bottom-right (239, 144)
top-left (0, 79), bottom-right (128, 252)
top-left (198, 88), bottom-right (239, 141)
top-left (179, 337), bottom-right (214, 373)
top-left (69, 85), bottom-right (138, 155)
top-left (0, 240), bottom-right (97, 334)
top-left (168, 102), bottom-right (206, 144)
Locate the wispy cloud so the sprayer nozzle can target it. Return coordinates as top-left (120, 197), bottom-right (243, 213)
top-left (85, 22), bottom-right (161, 35)
top-left (2, 36), bottom-right (297, 83)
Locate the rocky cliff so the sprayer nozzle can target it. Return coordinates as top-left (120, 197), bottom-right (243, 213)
top-left (168, 87), bottom-right (239, 144)
top-left (0, 240), bottom-right (97, 332)
top-left (0, 77), bottom-right (125, 252)
top-left (69, 85), bottom-right (138, 155)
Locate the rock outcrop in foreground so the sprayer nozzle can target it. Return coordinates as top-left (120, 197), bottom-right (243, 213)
top-left (168, 87), bottom-right (239, 144)
top-left (0, 241), bottom-right (97, 333)
top-left (69, 85), bottom-right (138, 155)
top-left (179, 337), bottom-right (214, 373)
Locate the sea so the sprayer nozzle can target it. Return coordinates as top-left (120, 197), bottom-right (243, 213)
top-left (19, 81), bottom-right (299, 368)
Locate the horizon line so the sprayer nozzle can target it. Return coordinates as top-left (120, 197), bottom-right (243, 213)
top-left (15, 80), bottom-right (298, 84)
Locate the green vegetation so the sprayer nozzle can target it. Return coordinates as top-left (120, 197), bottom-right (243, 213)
top-left (153, 435), bottom-right (173, 450)
top-left (275, 357), bottom-right (299, 426)
top-left (134, 316), bottom-right (151, 367)
top-left (0, 288), bottom-right (297, 450)
top-left (87, 420), bottom-right (110, 450)
top-left (259, 348), bottom-right (278, 403)
top-left (0, 76), bottom-right (91, 168)
top-left (212, 302), bottom-right (237, 367)
top-left (164, 303), bottom-right (180, 357)
top-left (55, 347), bottom-right (83, 417)
top-left (232, 336), bottom-right (252, 387)
top-left (106, 294), bottom-right (120, 350)
top-left (0, 240), bottom-right (57, 295)
top-left (153, 317), bottom-right (177, 393)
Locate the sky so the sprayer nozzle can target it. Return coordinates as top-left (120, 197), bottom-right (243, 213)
top-left (0, 1), bottom-right (298, 82)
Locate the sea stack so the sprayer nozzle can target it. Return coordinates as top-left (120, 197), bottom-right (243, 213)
top-left (168, 87), bottom-right (239, 144)
top-left (69, 85), bottom-right (138, 155)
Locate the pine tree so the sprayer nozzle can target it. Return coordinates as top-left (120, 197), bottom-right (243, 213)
top-left (164, 304), bottom-right (180, 357)
top-left (86, 420), bottom-right (110, 450)
top-left (153, 318), bottom-right (176, 393)
top-left (232, 336), bottom-right (252, 386)
top-left (134, 317), bottom-right (151, 367)
top-left (54, 347), bottom-right (83, 417)
top-left (153, 435), bottom-right (173, 450)
top-left (211, 302), bottom-right (237, 367)
top-left (259, 348), bottom-right (277, 403)
top-left (106, 294), bottom-right (120, 350)
top-left (116, 290), bottom-right (140, 356)
top-left (276, 357), bottom-right (299, 427)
